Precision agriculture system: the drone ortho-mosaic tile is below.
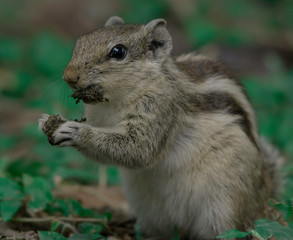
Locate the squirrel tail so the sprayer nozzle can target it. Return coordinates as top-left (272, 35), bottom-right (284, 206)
top-left (258, 137), bottom-right (284, 197)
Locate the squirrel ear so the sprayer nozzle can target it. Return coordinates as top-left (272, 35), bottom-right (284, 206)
top-left (144, 19), bottom-right (166, 32)
top-left (144, 19), bottom-right (172, 58)
top-left (105, 16), bottom-right (124, 26)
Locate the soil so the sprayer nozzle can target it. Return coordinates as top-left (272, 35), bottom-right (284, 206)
top-left (43, 114), bottom-right (66, 145)
top-left (74, 117), bottom-right (87, 123)
top-left (71, 85), bottom-right (108, 104)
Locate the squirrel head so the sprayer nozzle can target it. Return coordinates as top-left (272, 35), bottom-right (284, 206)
top-left (63, 16), bottom-right (173, 102)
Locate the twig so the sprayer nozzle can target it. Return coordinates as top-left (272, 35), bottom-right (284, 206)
top-left (0, 237), bottom-right (28, 240)
top-left (266, 234), bottom-right (273, 240)
top-left (3, 216), bottom-right (113, 234)
top-left (267, 206), bottom-right (288, 226)
top-left (58, 220), bottom-right (78, 234)
top-left (0, 216), bottom-right (107, 225)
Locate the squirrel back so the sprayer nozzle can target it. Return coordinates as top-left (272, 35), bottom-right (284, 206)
top-left (176, 53), bottom-right (284, 199)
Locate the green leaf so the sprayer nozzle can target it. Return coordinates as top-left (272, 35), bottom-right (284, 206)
top-left (254, 218), bottom-right (293, 240)
top-left (216, 229), bottom-right (251, 239)
top-left (171, 227), bottom-right (181, 240)
top-left (68, 233), bottom-right (105, 240)
top-left (134, 223), bottom-right (143, 240)
top-left (45, 198), bottom-right (104, 220)
top-left (78, 222), bottom-right (104, 235)
top-left (46, 199), bottom-right (70, 217)
top-left (7, 159), bottom-right (44, 178)
top-left (1, 200), bottom-right (21, 221)
top-left (50, 221), bottom-right (60, 232)
top-left (0, 135), bottom-right (17, 152)
top-left (106, 166), bottom-right (120, 185)
top-left (0, 157), bottom-right (9, 178)
top-left (0, 178), bottom-right (23, 199)
top-left (283, 175), bottom-right (293, 200)
top-left (0, 178), bottom-right (23, 221)
top-left (55, 167), bottom-right (99, 184)
top-left (0, 37), bottom-right (22, 62)
top-left (285, 141), bottom-right (293, 160)
top-left (23, 175), bottom-right (53, 211)
top-left (68, 199), bottom-right (94, 217)
top-left (269, 201), bottom-right (292, 221)
top-left (103, 212), bottom-right (111, 222)
top-left (38, 231), bottom-right (67, 240)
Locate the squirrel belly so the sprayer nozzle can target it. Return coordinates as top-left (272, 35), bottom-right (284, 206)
top-left (39, 16), bottom-right (283, 239)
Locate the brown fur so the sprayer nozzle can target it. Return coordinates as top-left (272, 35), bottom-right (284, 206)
top-left (184, 91), bottom-right (257, 147)
top-left (175, 57), bottom-right (233, 82)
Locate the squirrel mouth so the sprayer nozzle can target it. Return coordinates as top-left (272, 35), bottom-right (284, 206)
top-left (70, 84), bottom-right (109, 104)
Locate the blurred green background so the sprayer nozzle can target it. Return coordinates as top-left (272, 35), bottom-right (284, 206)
top-left (0, 0), bottom-right (292, 200)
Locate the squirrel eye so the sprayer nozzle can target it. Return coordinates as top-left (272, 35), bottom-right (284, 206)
top-left (109, 44), bottom-right (127, 60)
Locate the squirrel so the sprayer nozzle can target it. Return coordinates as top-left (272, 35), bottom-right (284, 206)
top-left (39, 16), bottom-right (283, 239)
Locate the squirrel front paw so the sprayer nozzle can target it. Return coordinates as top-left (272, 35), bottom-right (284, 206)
top-left (38, 114), bottom-right (82, 147)
top-left (52, 121), bottom-right (83, 147)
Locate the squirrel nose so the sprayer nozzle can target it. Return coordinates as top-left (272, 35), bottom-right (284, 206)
top-left (63, 65), bottom-right (80, 84)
